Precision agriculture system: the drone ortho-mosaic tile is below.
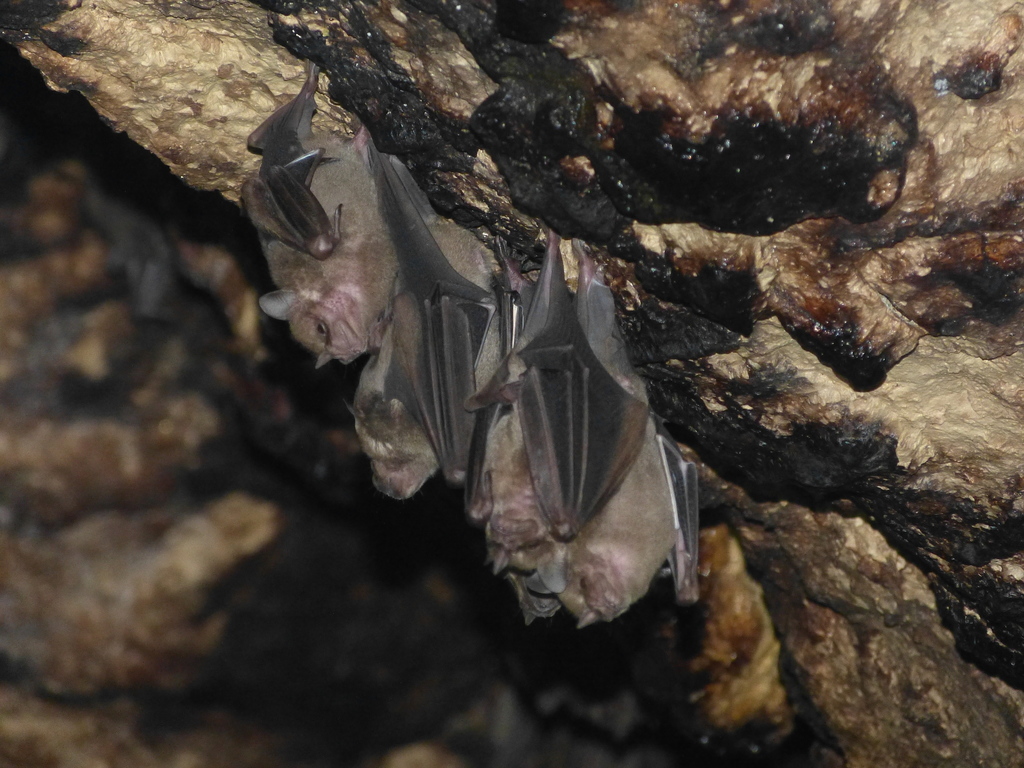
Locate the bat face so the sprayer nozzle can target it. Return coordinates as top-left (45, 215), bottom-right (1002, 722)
top-left (243, 66), bottom-right (398, 366)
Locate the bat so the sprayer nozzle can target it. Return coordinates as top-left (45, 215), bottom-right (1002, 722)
top-left (468, 235), bottom-right (700, 623)
top-left (242, 64), bottom-right (398, 366)
top-left (361, 141), bottom-right (501, 489)
top-left (352, 314), bottom-right (441, 499)
top-left (560, 241), bottom-right (700, 616)
top-left (352, 149), bottom-right (504, 496)
top-left (465, 241), bottom-right (533, 527)
top-left (470, 234), bottom-right (650, 540)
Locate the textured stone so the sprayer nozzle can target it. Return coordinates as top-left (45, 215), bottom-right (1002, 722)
top-left (6, 0), bottom-right (1024, 765)
top-left (0, 686), bottom-right (290, 768)
top-left (736, 500), bottom-right (1024, 768)
top-left (0, 494), bottom-right (282, 692)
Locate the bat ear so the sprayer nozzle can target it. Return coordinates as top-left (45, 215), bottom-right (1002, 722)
top-left (259, 290), bottom-right (298, 320)
top-left (265, 165), bottom-right (337, 260)
top-left (490, 546), bottom-right (510, 574)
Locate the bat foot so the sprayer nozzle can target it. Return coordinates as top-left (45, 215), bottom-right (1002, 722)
top-left (673, 562), bottom-right (700, 605)
top-left (466, 502), bottom-right (492, 527)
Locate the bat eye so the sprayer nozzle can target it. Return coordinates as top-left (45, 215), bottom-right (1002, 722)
top-left (316, 322), bottom-right (328, 337)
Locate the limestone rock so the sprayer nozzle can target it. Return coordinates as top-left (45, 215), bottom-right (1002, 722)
top-left (5, 0), bottom-right (1024, 765)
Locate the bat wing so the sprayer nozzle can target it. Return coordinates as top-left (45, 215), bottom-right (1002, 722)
top-left (572, 240), bottom-right (644, 397)
top-left (466, 246), bottom-right (530, 523)
top-left (368, 142), bottom-right (496, 486)
top-left (243, 63), bottom-right (340, 260)
top-left (354, 315), bottom-right (440, 499)
top-left (517, 349), bottom-right (648, 539)
top-left (245, 164), bottom-right (338, 260)
top-left (390, 283), bottom-right (494, 485)
top-left (248, 64), bottom-right (320, 174)
top-left (513, 236), bottom-right (648, 539)
top-left (655, 424), bottom-right (700, 605)
top-left (464, 401), bottom-right (504, 526)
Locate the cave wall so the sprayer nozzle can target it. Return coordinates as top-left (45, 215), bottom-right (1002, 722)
top-left (3, 0), bottom-right (1024, 766)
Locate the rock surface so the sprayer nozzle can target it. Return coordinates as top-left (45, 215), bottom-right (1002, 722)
top-left (4, 0), bottom-right (1024, 766)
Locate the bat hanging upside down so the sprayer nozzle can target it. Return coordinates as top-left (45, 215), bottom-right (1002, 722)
top-left (243, 63), bottom-right (700, 624)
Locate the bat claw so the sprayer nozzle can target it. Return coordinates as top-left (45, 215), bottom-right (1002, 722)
top-left (576, 610), bottom-right (600, 629)
top-left (490, 549), bottom-right (510, 574)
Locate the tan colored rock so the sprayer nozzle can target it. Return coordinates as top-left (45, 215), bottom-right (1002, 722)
top-left (372, 742), bottom-right (467, 768)
top-left (0, 685), bottom-right (291, 768)
top-left (737, 501), bottom-right (1024, 767)
top-left (15, 1), bottom-right (307, 199)
top-left (0, 493), bottom-right (282, 693)
top-left (0, 401), bottom-right (219, 523)
top-left (691, 524), bottom-right (792, 739)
